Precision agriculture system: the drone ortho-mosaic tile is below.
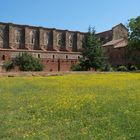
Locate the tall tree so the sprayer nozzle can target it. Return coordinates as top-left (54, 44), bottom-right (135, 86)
top-left (127, 16), bottom-right (140, 68)
top-left (80, 27), bottom-right (108, 70)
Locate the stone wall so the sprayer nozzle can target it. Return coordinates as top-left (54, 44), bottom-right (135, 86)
top-left (0, 22), bottom-right (129, 71)
top-left (112, 24), bottom-right (128, 40)
top-left (0, 22), bottom-right (86, 52)
top-left (96, 30), bottom-right (113, 44)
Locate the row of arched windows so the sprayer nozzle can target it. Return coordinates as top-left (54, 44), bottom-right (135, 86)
top-left (1, 28), bottom-right (80, 48)
top-left (56, 33), bottom-right (74, 47)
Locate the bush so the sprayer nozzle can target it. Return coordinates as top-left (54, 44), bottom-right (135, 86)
top-left (15, 53), bottom-right (43, 71)
top-left (71, 59), bottom-right (90, 71)
top-left (3, 60), bottom-right (15, 71)
top-left (129, 65), bottom-right (138, 71)
top-left (102, 63), bottom-right (113, 72)
top-left (71, 63), bottom-right (84, 71)
top-left (117, 65), bottom-right (128, 71)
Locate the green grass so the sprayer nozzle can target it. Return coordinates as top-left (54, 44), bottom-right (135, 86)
top-left (0, 73), bottom-right (140, 140)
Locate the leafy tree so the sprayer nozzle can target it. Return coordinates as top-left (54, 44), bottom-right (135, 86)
top-left (80, 27), bottom-right (108, 70)
top-left (127, 16), bottom-right (140, 68)
top-left (3, 60), bottom-right (15, 71)
top-left (14, 53), bottom-right (43, 71)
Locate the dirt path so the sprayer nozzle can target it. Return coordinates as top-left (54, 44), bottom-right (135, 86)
top-left (0, 71), bottom-right (96, 77)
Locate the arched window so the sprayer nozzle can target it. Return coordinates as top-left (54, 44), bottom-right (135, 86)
top-left (69, 34), bottom-right (73, 47)
top-left (44, 32), bottom-right (50, 46)
top-left (30, 31), bottom-right (35, 44)
top-left (44, 32), bottom-right (47, 45)
top-left (79, 35), bottom-right (84, 48)
top-left (57, 33), bottom-right (62, 46)
top-left (15, 30), bottom-right (21, 43)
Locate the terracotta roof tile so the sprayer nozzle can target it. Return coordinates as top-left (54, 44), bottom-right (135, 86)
top-left (102, 38), bottom-right (127, 48)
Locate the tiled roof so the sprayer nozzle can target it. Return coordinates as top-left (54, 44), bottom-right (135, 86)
top-left (102, 38), bottom-right (128, 48)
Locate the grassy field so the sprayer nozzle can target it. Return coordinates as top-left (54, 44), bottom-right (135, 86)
top-left (0, 73), bottom-right (140, 140)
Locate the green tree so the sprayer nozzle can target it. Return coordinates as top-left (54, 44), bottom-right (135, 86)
top-left (80, 27), bottom-right (108, 70)
top-left (15, 53), bottom-right (43, 71)
top-left (2, 60), bottom-right (15, 71)
top-left (127, 16), bottom-right (140, 68)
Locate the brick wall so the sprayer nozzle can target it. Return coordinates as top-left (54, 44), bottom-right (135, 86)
top-left (0, 49), bottom-right (81, 71)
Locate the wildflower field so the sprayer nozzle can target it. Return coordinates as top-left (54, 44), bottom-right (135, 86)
top-left (0, 73), bottom-right (140, 140)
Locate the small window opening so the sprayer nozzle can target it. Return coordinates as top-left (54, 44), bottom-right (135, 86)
top-left (38, 54), bottom-right (40, 58)
top-left (2, 55), bottom-right (5, 60)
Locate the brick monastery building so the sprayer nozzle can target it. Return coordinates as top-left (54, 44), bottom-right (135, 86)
top-left (0, 22), bottom-right (128, 71)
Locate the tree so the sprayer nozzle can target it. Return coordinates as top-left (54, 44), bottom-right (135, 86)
top-left (14, 53), bottom-right (43, 71)
top-left (2, 60), bottom-right (15, 71)
top-left (127, 16), bottom-right (140, 68)
top-left (79, 27), bottom-right (108, 71)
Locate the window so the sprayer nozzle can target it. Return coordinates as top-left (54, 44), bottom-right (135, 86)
top-left (2, 55), bottom-right (5, 60)
top-left (30, 31), bottom-right (35, 44)
top-left (44, 32), bottom-right (50, 46)
top-left (44, 33), bottom-right (47, 45)
top-left (15, 30), bottom-right (21, 43)
top-left (66, 55), bottom-right (68, 59)
top-left (79, 35), bottom-right (84, 48)
top-left (69, 35), bottom-right (73, 47)
top-left (38, 54), bottom-right (40, 58)
top-left (57, 33), bottom-right (62, 46)
top-left (53, 55), bottom-right (55, 59)
top-left (78, 56), bottom-right (80, 59)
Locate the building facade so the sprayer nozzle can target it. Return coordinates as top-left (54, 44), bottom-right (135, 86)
top-left (0, 22), bottom-right (128, 71)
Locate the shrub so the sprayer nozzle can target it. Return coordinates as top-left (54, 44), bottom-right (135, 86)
top-left (15, 53), bottom-right (43, 71)
top-left (129, 65), bottom-right (138, 71)
top-left (117, 65), bottom-right (128, 71)
top-left (71, 63), bottom-right (84, 71)
top-left (102, 63), bottom-right (113, 72)
top-left (2, 60), bottom-right (15, 71)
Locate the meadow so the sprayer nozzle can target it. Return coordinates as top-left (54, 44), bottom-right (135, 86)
top-left (0, 73), bottom-right (140, 140)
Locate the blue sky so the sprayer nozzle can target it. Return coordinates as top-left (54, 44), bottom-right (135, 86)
top-left (0, 0), bottom-right (139, 33)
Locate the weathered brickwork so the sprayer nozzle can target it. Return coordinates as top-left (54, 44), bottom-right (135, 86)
top-left (0, 22), bottom-right (129, 71)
